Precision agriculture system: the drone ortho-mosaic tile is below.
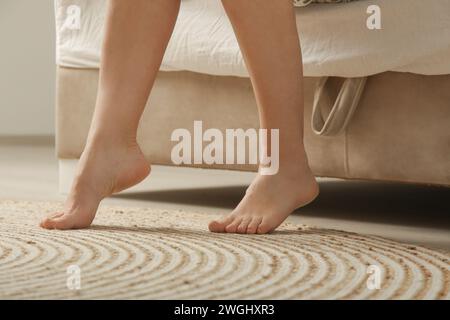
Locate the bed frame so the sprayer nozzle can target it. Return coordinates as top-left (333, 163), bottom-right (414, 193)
top-left (56, 67), bottom-right (450, 191)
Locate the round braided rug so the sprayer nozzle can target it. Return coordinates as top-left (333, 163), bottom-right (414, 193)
top-left (0, 200), bottom-right (448, 299)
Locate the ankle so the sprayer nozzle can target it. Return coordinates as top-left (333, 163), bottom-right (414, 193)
top-left (277, 148), bottom-right (311, 173)
top-left (87, 130), bottom-right (137, 150)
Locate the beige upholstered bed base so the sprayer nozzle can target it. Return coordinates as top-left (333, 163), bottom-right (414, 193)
top-left (56, 67), bottom-right (450, 186)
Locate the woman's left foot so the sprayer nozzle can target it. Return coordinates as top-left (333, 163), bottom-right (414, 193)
top-left (208, 163), bottom-right (319, 234)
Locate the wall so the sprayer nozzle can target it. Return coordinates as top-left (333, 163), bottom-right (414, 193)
top-left (0, 0), bottom-right (55, 136)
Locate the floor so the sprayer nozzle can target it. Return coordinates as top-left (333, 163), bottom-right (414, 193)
top-left (0, 140), bottom-right (449, 251)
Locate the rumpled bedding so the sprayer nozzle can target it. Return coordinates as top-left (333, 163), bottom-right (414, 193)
top-left (55, 0), bottom-right (450, 77)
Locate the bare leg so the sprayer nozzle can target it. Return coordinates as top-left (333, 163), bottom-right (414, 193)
top-left (209, 0), bottom-right (319, 234)
top-left (41, 0), bottom-right (181, 229)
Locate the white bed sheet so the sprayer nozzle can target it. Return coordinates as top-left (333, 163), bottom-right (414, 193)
top-left (55, 0), bottom-right (450, 77)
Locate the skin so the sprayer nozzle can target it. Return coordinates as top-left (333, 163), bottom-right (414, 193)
top-left (40, 0), bottom-right (319, 234)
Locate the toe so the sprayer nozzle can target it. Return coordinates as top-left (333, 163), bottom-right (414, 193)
top-left (43, 213), bottom-right (80, 230)
top-left (256, 218), bottom-right (273, 234)
top-left (49, 215), bottom-right (75, 230)
top-left (40, 212), bottom-right (64, 228)
top-left (246, 216), bottom-right (262, 234)
top-left (225, 217), bottom-right (243, 233)
top-left (40, 218), bottom-right (60, 230)
top-left (208, 214), bottom-right (236, 233)
top-left (208, 220), bottom-right (223, 233)
top-left (39, 218), bottom-right (54, 229)
top-left (236, 217), bottom-right (251, 234)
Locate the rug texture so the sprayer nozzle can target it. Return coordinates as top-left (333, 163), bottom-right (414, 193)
top-left (0, 200), bottom-right (448, 299)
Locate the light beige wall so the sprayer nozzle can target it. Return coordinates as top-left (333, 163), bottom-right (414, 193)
top-left (0, 0), bottom-right (55, 136)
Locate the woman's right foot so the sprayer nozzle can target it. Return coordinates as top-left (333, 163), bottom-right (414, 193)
top-left (40, 137), bottom-right (150, 230)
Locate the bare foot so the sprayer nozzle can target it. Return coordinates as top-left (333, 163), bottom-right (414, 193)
top-left (208, 159), bottom-right (319, 234)
top-left (40, 137), bottom-right (150, 230)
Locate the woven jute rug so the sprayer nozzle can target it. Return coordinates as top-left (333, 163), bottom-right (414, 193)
top-left (0, 200), bottom-right (448, 299)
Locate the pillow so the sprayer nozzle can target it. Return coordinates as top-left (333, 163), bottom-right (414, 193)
top-left (293, 0), bottom-right (359, 7)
